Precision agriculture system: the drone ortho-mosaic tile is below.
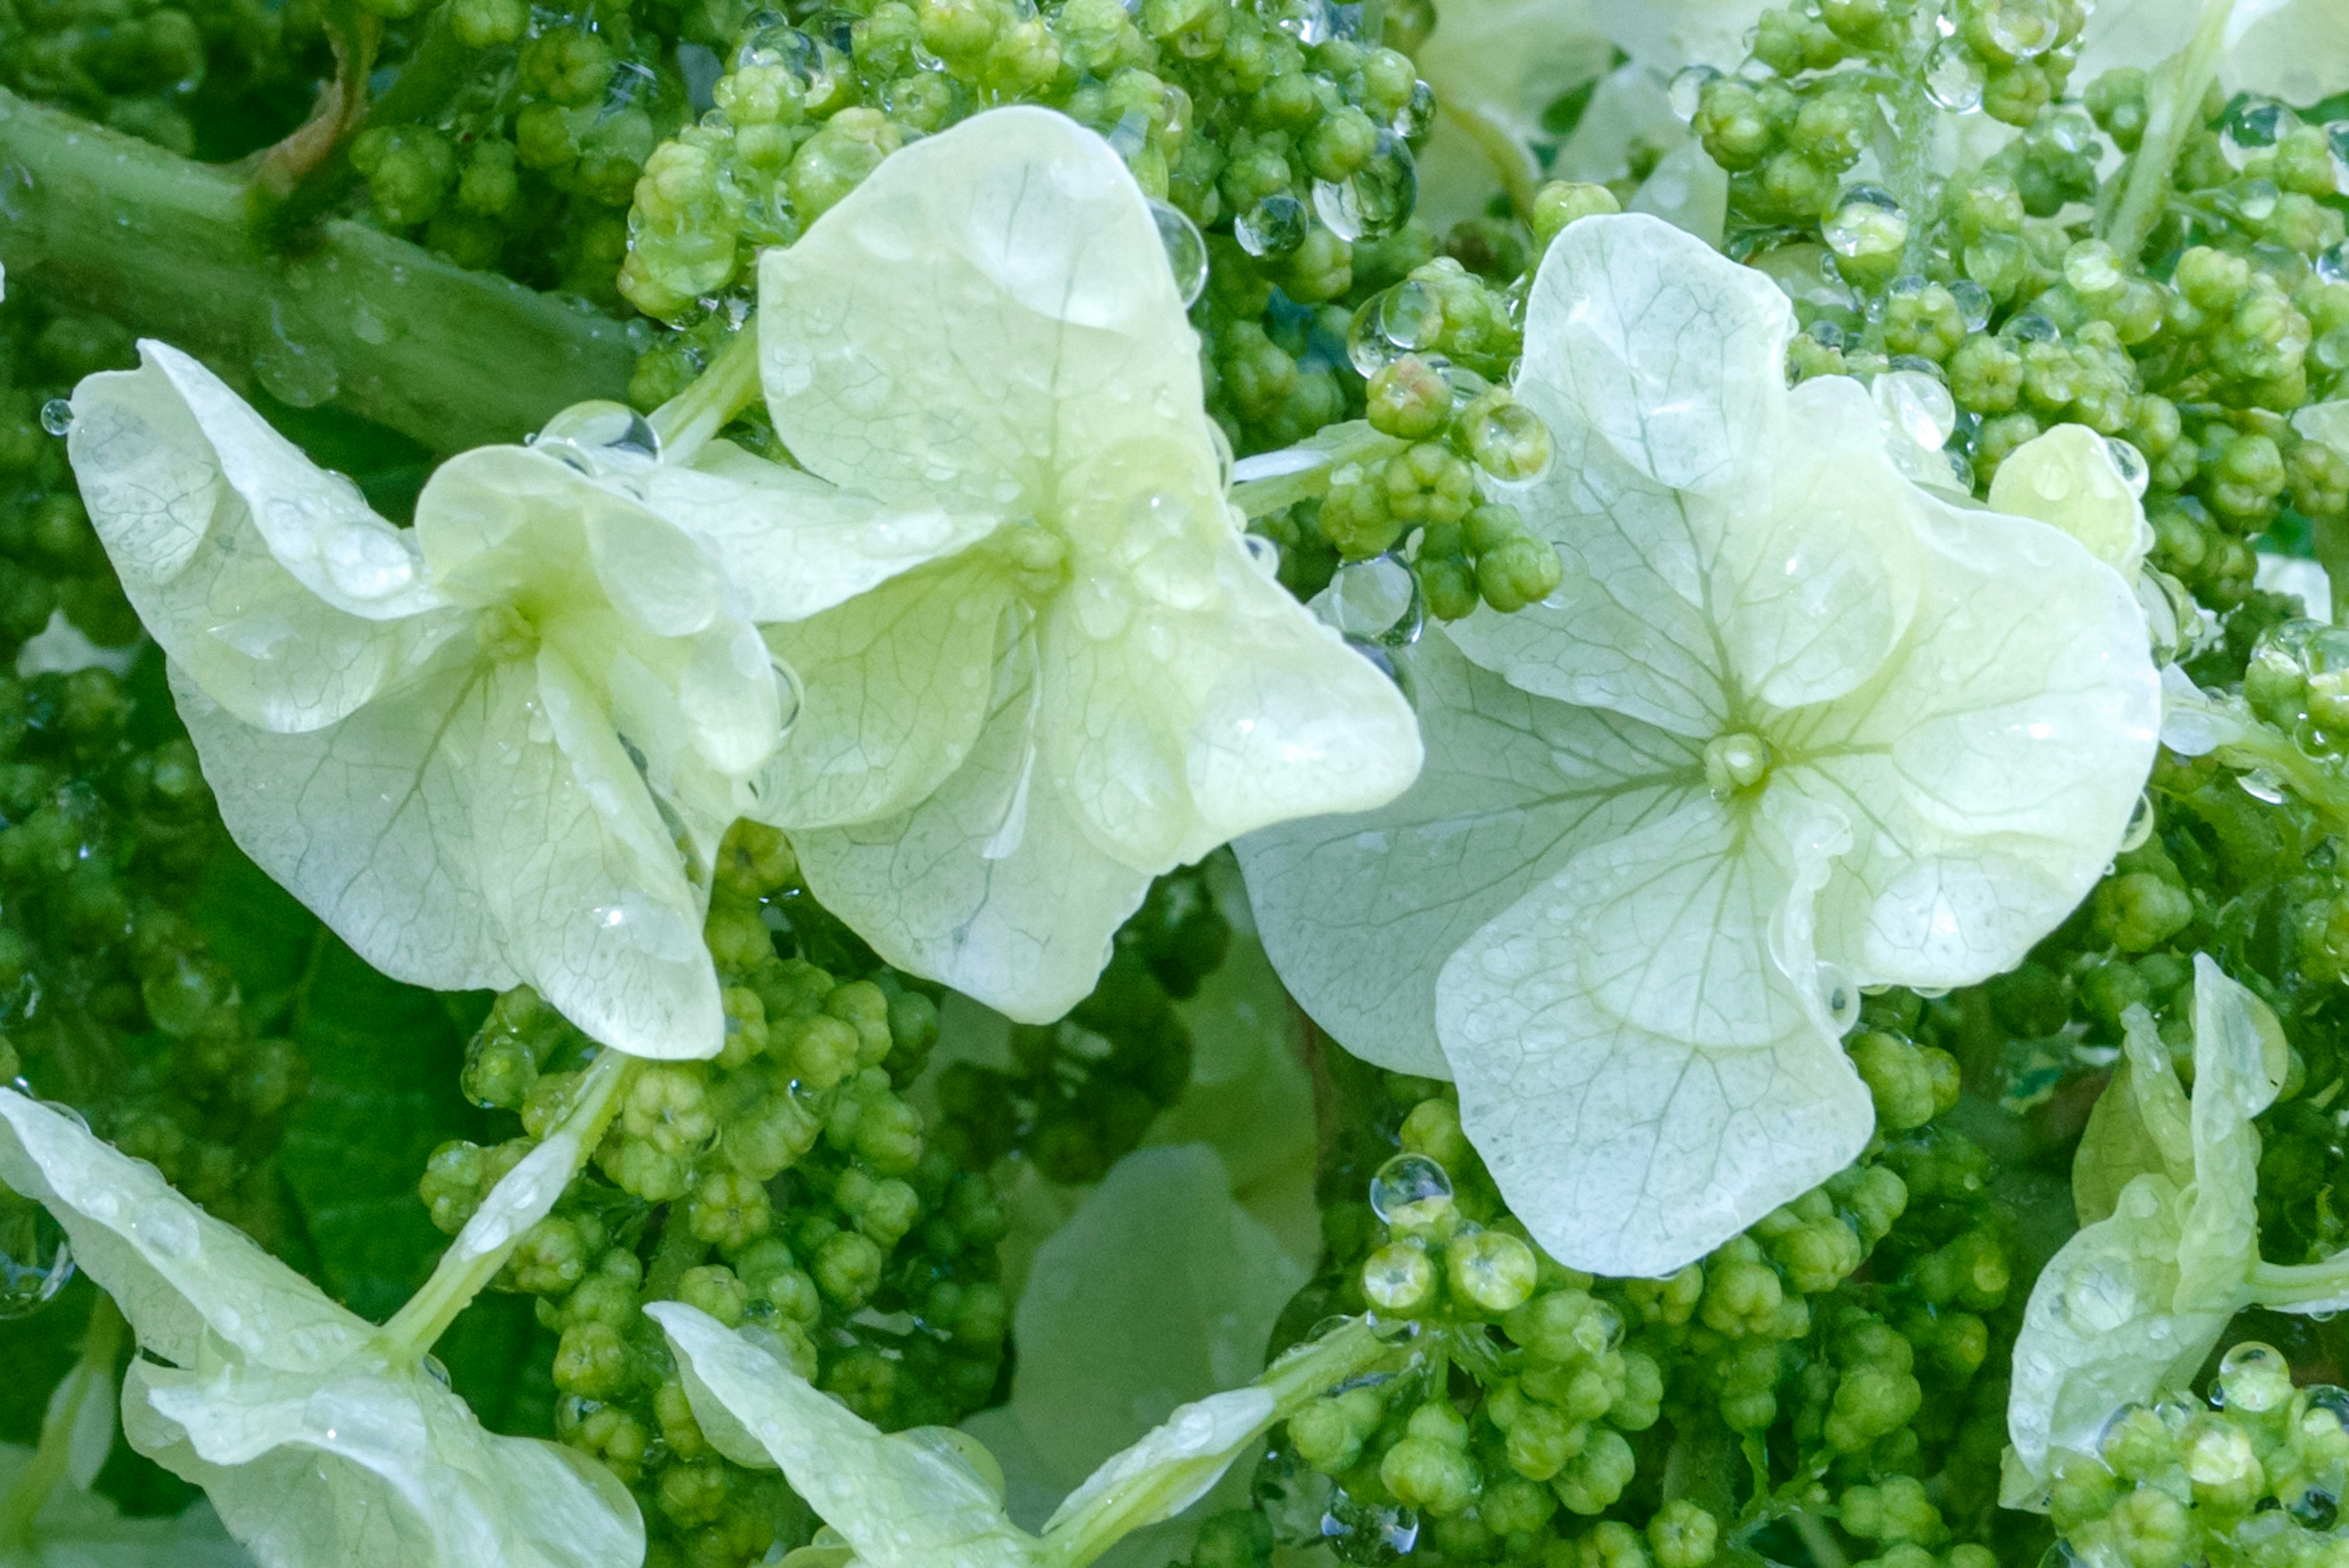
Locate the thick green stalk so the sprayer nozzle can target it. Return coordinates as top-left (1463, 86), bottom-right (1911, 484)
top-left (0, 87), bottom-right (638, 452)
top-left (650, 324), bottom-right (766, 464)
top-left (2102, 0), bottom-right (2235, 265)
top-left (2249, 1254), bottom-right (2349, 1313)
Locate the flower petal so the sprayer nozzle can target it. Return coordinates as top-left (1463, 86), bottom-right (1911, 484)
top-left (644, 440), bottom-right (1006, 624)
top-left (647, 1302), bottom-right (1034, 1568)
top-left (1040, 529), bottom-right (1423, 869)
top-left (1986, 423), bottom-right (2154, 581)
top-left (0, 1090), bottom-right (363, 1373)
top-left (1436, 793), bottom-right (1871, 1275)
top-left (753, 554), bottom-right (1016, 831)
top-left (757, 108), bottom-right (1215, 533)
top-left (789, 640), bottom-right (1151, 1024)
top-left (2176, 956), bottom-right (2286, 1305)
top-left (469, 650), bottom-right (725, 1060)
top-left (1238, 628), bottom-right (1701, 1078)
top-left (124, 1357), bottom-right (644, 1568)
top-left (1772, 495), bottom-right (2158, 990)
top-left (171, 650), bottom-right (511, 999)
top-left (67, 342), bottom-right (461, 733)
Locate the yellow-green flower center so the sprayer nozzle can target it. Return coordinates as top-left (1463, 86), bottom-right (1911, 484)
top-left (477, 603), bottom-right (540, 664)
top-left (1703, 732), bottom-right (1772, 798)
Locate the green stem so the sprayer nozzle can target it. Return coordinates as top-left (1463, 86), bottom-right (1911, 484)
top-left (2102, 0), bottom-right (2234, 266)
top-left (2249, 1252), bottom-right (2349, 1313)
top-left (650, 324), bottom-right (765, 464)
top-left (0, 1295), bottom-right (124, 1548)
top-left (1434, 98), bottom-right (1542, 219)
top-left (1792, 1509), bottom-right (1851, 1568)
top-left (1230, 420), bottom-right (1408, 519)
top-left (1889, 37), bottom-right (1939, 281)
top-left (2209, 717), bottom-right (2349, 837)
top-left (1037, 1318), bottom-right (1402, 1568)
top-left (0, 87), bottom-right (638, 453)
top-left (379, 1050), bottom-right (635, 1360)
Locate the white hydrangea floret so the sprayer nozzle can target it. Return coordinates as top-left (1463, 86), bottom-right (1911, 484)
top-left (740, 106), bottom-right (1423, 1024)
top-left (1242, 214), bottom-right (2161, 1276)
top-left (62, 350), bottom-right (916, 1060)
top-left (0, 1088), bottom-right (644, 1568)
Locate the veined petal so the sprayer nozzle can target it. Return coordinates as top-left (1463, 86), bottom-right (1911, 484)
top-left (643, 441), bottom-right (1005, 624)
top-left (1771, 494), bottom-right (2158, 990)
top-left (648, 1302), bottom-right (1035, 1568)
top-left (0, 1090), bottom-right (363, 1375)
top-left (752, 554), bottom-right (1015, 831)
top-left (790, 641), bottom-right (1152, 1024)
top-left (172, 649), bottom-right (511, 1000)
top-left (2175, 956), bottom-right (2287, 1306)
top-left (1039, 527), bottom-right (1422, 869)
top-left (1238, 628), bottom-right (1701, 1078)
top-left (1436, 792), bottom-right (1869, 1275)
top-left (124, 1358), bottom-right (644, 1568)
top-left (756, 108), bottom-right (1217, 532)
top-left (67, 343), bottom-right (462, 732)
top-left (470, 651), bottom-right (725, 1060)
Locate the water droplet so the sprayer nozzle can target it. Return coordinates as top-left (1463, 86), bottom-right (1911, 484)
top-left (2317, 240), bottom-right (2349, 284)
top-left (769, 651), bottom-right (804, 740)
top-left (1312, 131), bottom-right (1416, 244)
top-left (2239, 767), bottom-right (2288, 804)
top-left (1321, 1493), bottom-right (1419, 1566)
top-left (2006, 311), bottom-right (2059, 343)
top-left (1392, 80), bottom-right (1437, 139)
top-left (1950, 278), bottom-right (1993, 331)
top-left (2222, 96), bottom-right (2295, 169)
top-left (2217, 1340), bottom-right (2295, 1412)
top-left (2228, 177), bottom-right (2280, 224)
top-left (39, 399), bottom-right (72, 437)
top-left (1379, 281), bottom-right (1443, 353)
top-left (2119, 791), bottom-right (2155, 852)
top-left (1983, 0), bottom-right (2057, 59)
top-left (2102, 437), bottom-right (2150, 499)
top-left (1243, 533), bottom-right (1282, 578)
top-left (1255, 1446), bottom-right (1337, 1547)
top-left (1148, 199), bottom-right (1208, 308)
top-left (1234, 192), bottom-right (1308, 258)
top-left (1874, 370), bottom-right (1958, 452)
top-left (536, 399), bottom-right (663, 473)
top-left (1317, 554), bottom-right (1422, 645)
top-left (1464, 398), bottom-right (1552, 483)
top-left (0, 1193), bottom-right (73, 1319)
top-left (1822, 185), bottom-right (1906, 261)
top-left (253, 324), bottom-right (340, 410)
top-left (1924, 40), bottom-right (1984, 111)
top-left (1820, 962), bottom-right (1860, 1032)
top-left (1282, 0), bottom-right (1333, 45)
top-left (1666, 65), bottom-right (1718, 123)
top-left (351, 300), bottom-right (390, 346)
top-left (1368, 1152), bottom-right (1452, 1225)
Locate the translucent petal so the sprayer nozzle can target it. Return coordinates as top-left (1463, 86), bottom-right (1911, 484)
top-left (790, 639), bottom-right (1152, 1024)
top-left (1986, 424), bottom-right (2154, 581)
top-left (644, 441), bottom-right (1006, 625)
top-left (1239, 628), bottom-right (1702, 1077)
top-left (752, 555), bottom-right (1015, 831)
top-left (2175, 956), bottom-right (2287, 1305)
top-left (169, 650), bottom-right (513, 1005)
top-left (648, 1302), bottom-right (1034, 1568)
top-left (2071, 1003), bottom-right (2193, 1227)
top-left (0, 1442), bottom-right (248, 1568)
top-left (1038, 527), bottom-right (1423, 869)
top-left (470, 651), bottom-right (725, 1061)
top-left (1436, 793), bottom-right (1871, 1274)
top-left (757, 108), bottom-right (1215, 532)
top-left (1594, 0), bottom-right (1773, 70)
top-left (1772, 494), bottom-right (2159, 990)
top-left (67, 343), bottom-right (462, 733)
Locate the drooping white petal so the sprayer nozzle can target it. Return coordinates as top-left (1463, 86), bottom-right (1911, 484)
top-left (1773, 494), bottom-right (2159, 990)
top-left (790, 639), bottom-right (1153, 1024)
top-left (67, 343), bottom-right (462, 734)
top-left (1436, 792), bottom-right (1872, 1275)
top-left (1986, 425), bottom-right (2154, 581)
top-left (1239, 628), bottom-right (1701, 1077)
top-left (1038, 528), bottom-right (1422, 869)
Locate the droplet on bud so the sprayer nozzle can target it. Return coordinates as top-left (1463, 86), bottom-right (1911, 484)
top-left (1149, 199), bottom-right (1209, 308)
top-left (1234, 193), bottom-right (1308, 258)
top-left (1923, 40), bottom-right (1984, 111)
top-left (0, 1193), bottom-right (73, 1320)
top-left (1368, 1151), bottom-right (1452, 1225)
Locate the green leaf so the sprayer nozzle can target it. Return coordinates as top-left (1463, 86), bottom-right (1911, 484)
top-left (2070, 1004), bottom-right (2192, 1227)
top-left (280, 935), bottom-right (481, 1323)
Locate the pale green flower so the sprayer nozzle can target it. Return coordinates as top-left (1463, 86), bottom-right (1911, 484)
top-left (744, 107), bottom-right (1423, 1024)
top-left (1242, 214), bottom-right (2160, 1276)
top-left (648, 1299), bottom-right (1388, 1568)
top-left (1986, 424), bottom-right (2156, 583)
top-left (2002, 956), bottom-right (2309, 1506)
top-left (63, 346), bottom-right (913, 1060)
top-left (2084, 0), bottom-right (2349, 108)
top-left (0, 1087), bottom-right (644, 1568)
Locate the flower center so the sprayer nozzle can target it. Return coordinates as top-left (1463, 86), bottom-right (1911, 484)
top-left (984, 519), bottom-right (1069, 603)
top-left (477, 603), bottom-right (541, 664)
top-left (1703, 732), bottom-right (1772, 798)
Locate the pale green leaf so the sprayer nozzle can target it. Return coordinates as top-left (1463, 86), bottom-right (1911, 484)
top-left (1986, 425), bottom-right (2154, 581)
top-left (0, 1443), bottom-right (250, 1568)
top-left (2071, 1005), bottom-right (2192, 1228)
top-left (1238, 626), bottom-right (1701, 1079)
top-left (0, 1091), bottom-right (645, 1568)
top-left (1437, 791), bottom-right (1874, 1277)
top-left (1592, 0), bottom-right (1772, 69)
top-left (67, 343), bottom-right (464, 734)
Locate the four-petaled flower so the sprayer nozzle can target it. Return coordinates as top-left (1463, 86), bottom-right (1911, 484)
top-left (1242, 213), bottom-right (2159, 1276)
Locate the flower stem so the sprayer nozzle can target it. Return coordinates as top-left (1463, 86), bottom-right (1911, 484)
top-left (2249, 1251), bottom-right (2349, 1314)
top-left (1038, 1318), bottom-right (1404, 1568)
top-left (1230, 420), bottom-right (1408, 519)
top-left (2102, 0), bottom-right (2234, 265)
top-left (0, 86), bottom-right (639, 453)
top-left (0, 1293), bottom-right (124, 1549)
top-left (379, 1049), bottom-right (636, 1361)
top-left (650, 324), bottom-right (766, 466)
